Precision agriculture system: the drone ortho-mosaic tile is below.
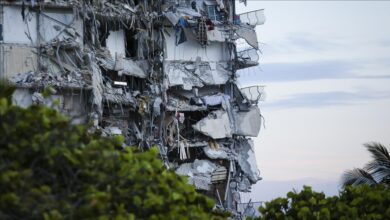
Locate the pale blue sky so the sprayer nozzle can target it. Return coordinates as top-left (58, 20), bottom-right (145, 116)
top-left (236, 1), bottom-right (390, 201)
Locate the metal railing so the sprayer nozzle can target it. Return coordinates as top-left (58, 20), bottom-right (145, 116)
top-left (240, 85), bottom-right (265, 104)
top-left (237, 201), bottom-right (264, 218)
top-left (239, 9), bottom-right (266, 26)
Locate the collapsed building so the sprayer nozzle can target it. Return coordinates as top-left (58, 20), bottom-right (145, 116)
top-left (0, 0), bottom-right (265, 216)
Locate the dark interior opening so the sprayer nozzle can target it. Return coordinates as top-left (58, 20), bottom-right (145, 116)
top-left (125, 29), bottom-right (138, 58)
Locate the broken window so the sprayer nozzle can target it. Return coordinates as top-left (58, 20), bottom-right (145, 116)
top-left (207, 6), bottom-right (222, 21)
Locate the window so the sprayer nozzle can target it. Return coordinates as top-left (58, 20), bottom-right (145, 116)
top-left (207, 6), bottom-right (221, 21)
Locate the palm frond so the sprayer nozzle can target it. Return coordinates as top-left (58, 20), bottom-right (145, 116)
top-left (341, 168), bottom-right (377, 188)
top-left (365, 142), bottom-right (390, 169)
top-left (364, 143), bottom-right (390, 184)
top-left (365, 162), bottom-right (390, 184)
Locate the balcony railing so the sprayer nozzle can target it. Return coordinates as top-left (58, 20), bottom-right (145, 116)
top-left (240, 85), bottom-right (265, 104)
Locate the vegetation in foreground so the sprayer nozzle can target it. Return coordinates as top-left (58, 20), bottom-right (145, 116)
top-left (255, 185), bottom-right (390, 220)
top-left (0, 82), bottom-right (228, 219)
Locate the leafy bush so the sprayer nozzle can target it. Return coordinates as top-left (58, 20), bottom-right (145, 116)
top-left (256, 185), bottom-right (390, 220)
top-left (0, 83), bottom-right (227, 219)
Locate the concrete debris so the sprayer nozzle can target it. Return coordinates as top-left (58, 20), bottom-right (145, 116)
top-left (193, 159), bottom-right (217, 173)
top-left (204, 142), bottom-right (232, 159)
top-left (238, 176), bottom-right (252, 192)
top-left (11, 71), bottom-right (88, 89)
top-left (176, 159), bottom-right (221, 190)
top-left (91, 62), bottom-right (104, 116)
top-left (164, 61), bottom-right (231, 90)
top-left (202, 93), bottom-right (230, 106)
top-left (237, 47), bottom-right (260, 69)
top-left (192, 110), bottom-right (233, 139)
top-left (233, 106), bottom-right (262, 137)
top-left (105, 126), bottom-right (123, 136)
top-left (193, 106), bottom-right (262, 138)
top-left (97, 57), bottom-right (147, 78)
top-left (103, 83), bottom-right (136, 106)
top-left (166, 96), bottom-right (207, 111)
top-left (236, 138), bottom-right (262, 183)
top-left (236, 25), bottom-right (259, 50)
top-left (1, 0), bottom-right (266, 217)
top-left (32, 92), bottom-right (45, 105)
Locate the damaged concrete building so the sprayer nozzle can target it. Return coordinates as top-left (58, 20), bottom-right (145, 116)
top-left (0, 0), bottom-right (265, 216)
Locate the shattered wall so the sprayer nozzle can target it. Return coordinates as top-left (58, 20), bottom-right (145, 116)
top-left (0, 0), bottom-right (265, 217)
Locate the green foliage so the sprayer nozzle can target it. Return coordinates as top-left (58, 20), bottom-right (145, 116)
top-left (0, 84), bottom-right (227, 219)
top-left (256, 185), bottom-right (390, 220)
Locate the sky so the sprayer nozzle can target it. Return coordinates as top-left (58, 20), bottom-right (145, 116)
top-left (236, 1), bottom-right (390, 202)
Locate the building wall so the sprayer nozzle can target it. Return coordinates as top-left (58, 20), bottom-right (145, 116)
top-left (1, 45), bottom-right (37, 78)
top-left (163, 28), bottom-right (230, 62)
top-left (12, 87), bottom-right (91, 124)
top-left (3, 5), bottom-right (38, 45)
top-left (39, 9), bottom-right (84, 45)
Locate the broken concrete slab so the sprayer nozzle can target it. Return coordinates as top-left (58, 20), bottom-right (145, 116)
top-left (193, 159), bottom-right (217, 173)
top-left (204, 146), bottom-right (230, 159)
top-left (192, 110), bottom-right (233, 139)
top-left (105, 126), bottom-right (123, 135)
top-left (119, 58), bottom-right (147, 78)
top-left (233, 106), bottom-right (262, 137)
top-left (193, 106), bottom-right (261, 139)
top-left (175, 159), bottom-right (221, 191)
top-left (164, 61), bottom-right (231, 89)
top-left (236, 138), bottom-right (261, 183)
top-left (236, 25), bottom-right (259, 50)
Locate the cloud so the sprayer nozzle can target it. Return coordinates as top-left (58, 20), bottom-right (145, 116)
top-left (238, 60), bottom-right (390, 84)
top-left (238, 60), bottom-right (352, 84)
top-left (285, 33), bottom-right (340, 51)
top-left (379, 39), bottom-right (390, 47)
top-left (265, 89), bottom-right (390, 109)
top-left (263, 33), bottom-right (341, 54)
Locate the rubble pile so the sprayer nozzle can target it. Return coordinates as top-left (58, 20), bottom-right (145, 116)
top-left (0, 0), bottom-right (265, 217)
